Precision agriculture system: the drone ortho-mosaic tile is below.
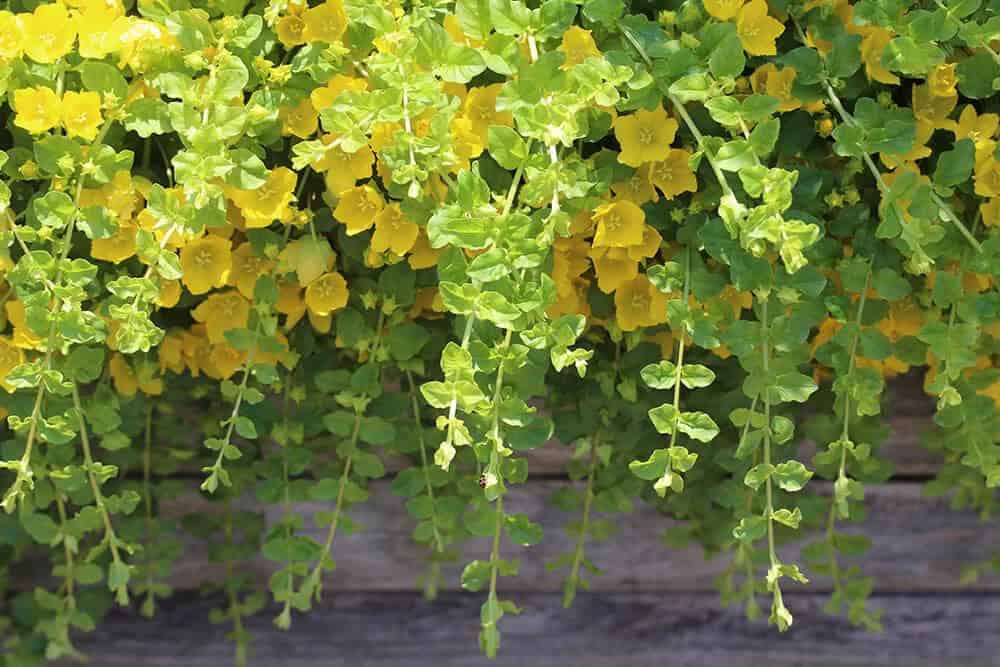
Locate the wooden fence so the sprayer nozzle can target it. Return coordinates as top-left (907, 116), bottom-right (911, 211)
top-left (53, 380), bottom-right (1000, 667)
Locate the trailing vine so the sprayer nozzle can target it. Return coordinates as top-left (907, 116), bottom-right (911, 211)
top-left (0, 0), bottom-right (999, 662)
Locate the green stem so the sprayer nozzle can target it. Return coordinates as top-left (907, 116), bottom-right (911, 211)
top-left (564, 438), bottom-right (598, 608)
top-left (406, 370), bottom-right (444, 553)
top-left (223, 503), bottom-right (248, 667)
top-left (142, 404), bottom-right (156, 617)
top-left (71, 383), bottom-right (128, 605)
top-left (53, 486), bottom-right (75, 611)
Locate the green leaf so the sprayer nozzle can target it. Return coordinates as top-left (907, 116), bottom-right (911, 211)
top-left (462, 560), bottom-right (491, 591)
top-left (79, 62), bottom-right (128, 101)
top-left (933, 138), bottom-right (975, 187)
top-left (769, 372), bottom-right (817, 404)
top-left (456, 0), bottom-right (493, 41)
top-left (872, 268), bottom-right (911, 300)
top-left (709, 30), bottom-right (745, 79)
top-left (771, 507), bottom-right (803, 528)
top-left (676, 411), bottom-right (719, 442)
top-left (744, 463), bottom-right (774, 491)
top-left (773, 460), bottom-right (812, 492)
top-left (628, 448), bottom-right (670, 480)
top-left (640, 360), bottom-right (677, 389)
top-left (881, 37), bottom-right (945, 76)
top-left (827, 33), bottom-right (862, 79)
top-left (647, 403), bottom-right (678, 435)
top-left (32, 191), bottom-right (75, 230)
top-left (488, 126), bottom-right (529, 170)
top-left (679, 364), bottom-right (716, 389)
top-left (504, 513), bottom-right (543, 545)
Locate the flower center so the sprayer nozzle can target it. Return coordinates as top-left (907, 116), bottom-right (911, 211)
top-left (638, 127), bottom-right (655, 145)
top-left (195, 248), bottom-right (215, 268)
top-left (604, 213), bottom-right (622, 232)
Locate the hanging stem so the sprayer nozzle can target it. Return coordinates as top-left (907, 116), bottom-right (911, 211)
top-left (71, 383), bottom-right (129, 605)
top-left (564, 436), bottom-right (598, 608)
top-left (142, 404), bottom-right (156, 616)
top-left (406, 370), bottom-right (444, 553)
top-left (223, 502), bottom-right (248, 667)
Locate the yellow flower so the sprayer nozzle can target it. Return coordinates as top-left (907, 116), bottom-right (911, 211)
top-left (192, 290), bottom-right (251, 344)
top-left (278, 236), bottom-right (336, 286)
top-left (462, 84), bottom-right (513, 142)
top-left (371, 204), bottom-right (419, 255)
top-left (611, 164), bottom-right (658, 205)
top-left (591, 246), bottom-right (638, 293)
top-left (310, 74), bottom-right (368, 111)
top-left (205, 342), bottom-right (245, 380)
top-left (911, 83), bottom-right (957, 132)
top-left (109, 353), bottom-right (139, 397)
top-left (613, 105), bottom-right (678, 167)
top-left (62, 91), bottom-right (104, 141)
top-left (159, 330), bottom-right (186, 374)
top-left (91, 224), bottom-right (137, 263)
top-left (954, 105), bottom-right (998, 164)
top-left (592, 200), bottom-right (646, 248)
top-left (450, 116), bottom-right (485, 171)
top-left (615, 275), bottom-right (668, 331)
top-left (981, 198), bottom-right (1000, 228)
top-left (13, 87), bottom-right (61, 135)
top-left (876, 300), bottom-right (922, 341)
top-left (229, 167), bottom-right (297, 228)
top-left (157, 279), bottom-right (181, 308)
top-left (860, 29), bottom-right (899, 86)
top-left (317, 136), bottom-right (374, 192)
top-left (180, 235), bottom-right (232, 295)
top-left (277, 282), bottom-right (307, 329)
top-left (627, 225), bottom-right (663, 261)
top-left (280, 98), bottom-right (319, 138)
top-left (558, 26), bottom-right (601, 67)
top-left (76, 0), bottom-right (123, 59)
top-left (305, 271), bottom-right (349, 316)
top-left (0, 337), bottom-right (24, 393)
top-left (229, 242), bottom-right (274, 298)
top-left (750, 64), bottom-right (800, 112)
top-left (927, 63), bottom-right (958, 98)
top-left (648, 149), bottom-right (698, 200)
top-left (277, 11), bottom-right (306, 47)
top-left (0, 11), bottom-right (25, 59)
top-left (335, 185), bottom-right (385, 235)
top-left (408, 230), bottom-right (441, 269)
top-left (6, 300), bottom-right (42, 350)
top-left (704, 0), bottom-right (745, 21)
top-left (302, 0), bottom-right (347, 44)
top-left (974, 158), bottom-right (1000, 198)
top-left (736, 0), bottom-right (784, 57)
top-left (22, 2), bottom-right (76, 63)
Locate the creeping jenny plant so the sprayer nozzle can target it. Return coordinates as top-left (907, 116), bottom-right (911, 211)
top-left (1, 0), bottom-right (999, 662)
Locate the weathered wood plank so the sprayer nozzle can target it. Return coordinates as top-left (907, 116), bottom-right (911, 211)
top-left (158, 481), bottom-right (999, 594)
top-left (55, 591), bottom-right (1000, 667)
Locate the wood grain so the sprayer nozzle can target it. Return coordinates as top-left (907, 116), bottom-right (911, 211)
top-left (55, 591), bottom-right (1000, 667)
top-left (156, 481), bottom-right (999, 594)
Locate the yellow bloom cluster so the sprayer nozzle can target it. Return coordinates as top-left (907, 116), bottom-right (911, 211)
top-left (13, 88), bottom-right (104, 140)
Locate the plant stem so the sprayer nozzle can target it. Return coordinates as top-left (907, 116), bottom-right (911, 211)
top-left (406, 370), bottom-right (444, 553)
top-left (564, 438), bottom-right (598, 608)
top-left (71, 383), bottom-right (128, 605)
